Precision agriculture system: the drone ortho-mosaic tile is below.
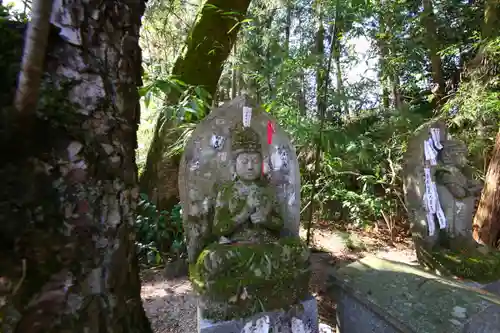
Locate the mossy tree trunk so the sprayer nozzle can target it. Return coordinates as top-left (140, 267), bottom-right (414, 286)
top-left (139, 0), bottom-right (252, 211)
top-left (0, 0), bottom-right (152, 331)
top-left (471, 0), bottom-right (500, 248)
top-left (473, 130), bottom-right (500, 248)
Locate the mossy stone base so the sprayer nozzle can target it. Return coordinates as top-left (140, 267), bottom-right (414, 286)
top-left (197, 295), bottom-right (319, 333)
top-left (430, 248), bottom-right (500, 283)
top-left (330, 255), bottom-right (500, 333)
top-left (414, 237), bottom-right (500, 283)
top-left (189, 237), bottom-right (311, 321)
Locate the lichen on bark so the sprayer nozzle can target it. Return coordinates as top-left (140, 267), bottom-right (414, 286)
top-left (0, 0), bottom-right (152, 331)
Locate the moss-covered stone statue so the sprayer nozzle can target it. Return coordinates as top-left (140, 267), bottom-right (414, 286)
top-left (178, 96), bottom-right (312, 326)
top-left (402, 120), bottom-right (500, 282)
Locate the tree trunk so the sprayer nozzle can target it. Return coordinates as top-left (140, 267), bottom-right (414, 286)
top-left (468, 0), bottom-right (500, 69)
top-left (0, 0), bottom-right (152, 331)
top-left (375, 0), bottom-right (390, 109)
top-left (231, 43), bottom-right (237, 99)
top-left (14, 0), bottom-right (53, 116)
top-left (421, 0), bottom-right (446, 104)
top-left (298, 71), bottom-right (307, 116)
top-left (169, 0), bottom-right (252, 103)
top-left (332, 0), bottom-right (349, 118)
top-left (284, 2), bottom-right (292, 54)
top-left (306, 18), bottom-right (336, 246)
top-left (483, 0), bottom-right (500, 39)
top-left (140, 0), bottom-right (252, 211)
top-left (315, 2), bottom-right (325, 117)
top-left (473, 130), bottom-right (500, 248)
top-left (392, 72), bottom-right (403, 110)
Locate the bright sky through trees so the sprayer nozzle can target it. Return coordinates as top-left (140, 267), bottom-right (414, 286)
top-left (6, 0), bottom-right (378, 93)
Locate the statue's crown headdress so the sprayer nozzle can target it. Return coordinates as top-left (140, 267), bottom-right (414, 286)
top-left (231, 123), bottom-right (261, 153)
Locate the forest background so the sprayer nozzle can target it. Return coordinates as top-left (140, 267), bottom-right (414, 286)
top-left (4, 0), bottom-right (500, 266)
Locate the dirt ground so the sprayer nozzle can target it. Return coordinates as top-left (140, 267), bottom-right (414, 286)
top-left (140, 225), bottom-right (417, 332)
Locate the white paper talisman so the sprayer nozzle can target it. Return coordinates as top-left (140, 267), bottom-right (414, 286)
top-left (424, 139), bottom-right (438, 165)
top-left (430, 128), bottom-right (443, 150)
top-left (427, 212), bottom-right (436, 236)
top-left (436, 200), bottom-right (447, 229)
top-left (242, 106), bottom-right (252, 127)
top-left (424, 167), bottom-right (436, 213)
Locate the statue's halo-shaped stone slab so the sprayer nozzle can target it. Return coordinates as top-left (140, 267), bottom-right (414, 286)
top-left (178, 95), bottom-right (301, 248)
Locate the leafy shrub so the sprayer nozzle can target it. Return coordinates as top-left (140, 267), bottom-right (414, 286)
top-left (135, 193), bottom-right (186, 266)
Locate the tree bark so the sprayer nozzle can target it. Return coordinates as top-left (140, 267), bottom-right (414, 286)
top-left (140, 0), bottom-right (252, 211)
top-left (0, 0), bottom-right (152, 331)
top-left (473, 130), bottom-right (500, 248)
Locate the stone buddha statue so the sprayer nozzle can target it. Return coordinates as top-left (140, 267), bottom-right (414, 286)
top-left (212, 124), bottom-right (283, 245)
top-left (181, 118), bottom-right (310, 322)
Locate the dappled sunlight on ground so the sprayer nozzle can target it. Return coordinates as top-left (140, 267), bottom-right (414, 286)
top-left (140, 227), bottom-right (416, 332)
top-left (140, 270), bottom-right (197, 333)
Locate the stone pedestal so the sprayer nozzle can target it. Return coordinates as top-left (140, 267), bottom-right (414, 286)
top-left (198, 296), bottom-right (319, 333)
top-left (330, 256), bottom-right (500, 333)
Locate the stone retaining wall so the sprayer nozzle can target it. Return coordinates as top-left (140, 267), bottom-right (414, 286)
top-left (329, 256), bottom-right (500, 333)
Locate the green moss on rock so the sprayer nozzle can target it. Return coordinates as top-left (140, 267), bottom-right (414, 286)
top-left (431, 248), bottom-right (500, 283)
top-left (189, 237), bottom-right (310, 321)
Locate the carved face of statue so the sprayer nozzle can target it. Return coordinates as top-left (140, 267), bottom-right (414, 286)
top-left (235, 152), bottom-right (262, 181)
top-left (441, 141), bottom-right (468, 167)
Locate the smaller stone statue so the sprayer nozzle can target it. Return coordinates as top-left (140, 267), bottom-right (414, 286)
top-left (434, 139), bottom-right (483, 249)
top-left (179, 96), bottom-right (316, 332)
top-left (403, 120), bottom-right (483, 269)
top-left (435, 139), bottom-right (483, 200)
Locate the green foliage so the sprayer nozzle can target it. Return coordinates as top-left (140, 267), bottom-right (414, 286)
top-left (135, 194), bottom-right (185, 266)
top-left (136, 74), bottom-right (211, 174)
top-left (443, 37), bottom-right (500, 176)
top-left (137, 0), bottom-right (499, 240)
top-left (0, 8), bottom-right (24, 108)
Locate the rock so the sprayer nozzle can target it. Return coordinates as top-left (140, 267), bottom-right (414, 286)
top-left (329, 255), bottom-right (500, 333)
top-left (403, 119), bottom-right (484, 276)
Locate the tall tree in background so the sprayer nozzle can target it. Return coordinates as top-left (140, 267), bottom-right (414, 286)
top-left (0, 0), bottom-right (152, 330)
top-left (140, 0), bottom-right (252, 211)
top-left (332, 0), bottom-right (349, 118)
top-left (421, 0), bottom-right (446, 105)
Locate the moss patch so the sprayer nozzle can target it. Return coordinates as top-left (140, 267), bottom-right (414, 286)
top-left (190, 237), bottom-right (310, 320)
top-left (431, 248), bottom-right (500, 283)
